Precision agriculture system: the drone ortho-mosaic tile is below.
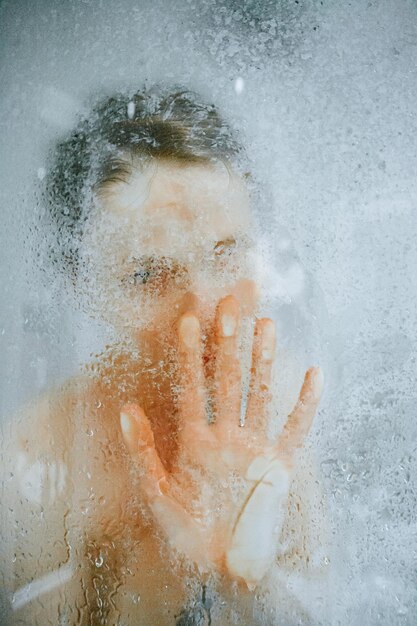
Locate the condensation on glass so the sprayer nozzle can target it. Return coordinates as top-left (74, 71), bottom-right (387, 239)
top-left (1, 1), bottom-right (416, 625)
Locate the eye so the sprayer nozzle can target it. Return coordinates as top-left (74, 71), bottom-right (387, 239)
top-left (124, 258), bottom-right (155, 286)
top-left (122, 256), bottom-right (189, 291)
top-left (121, 257), bottom-right (155, 288)
top-left (130, 268), bottom-right (152, 285)
top-left (214, 237), bottom-right (237, 257)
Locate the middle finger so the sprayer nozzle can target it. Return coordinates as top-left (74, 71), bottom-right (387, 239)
top-left (244, 318), bottom-right (276, 437)
top-left (213, 295), bottom-right (242, 440)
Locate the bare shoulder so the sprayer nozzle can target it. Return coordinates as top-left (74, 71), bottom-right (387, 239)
top-left (4, 376), bottom-right (90, 455)
top-left (0, 377), bottom-right (92, 607)
top-left (0, 368), bottom-right (137, 617)
top-left (1, 370), bottom-right (128, 520)
top-left (1, 374), bottom-right (98, 524)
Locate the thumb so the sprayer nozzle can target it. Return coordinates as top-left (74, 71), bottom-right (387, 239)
top-left (120, 404), bottom-right (167, 492)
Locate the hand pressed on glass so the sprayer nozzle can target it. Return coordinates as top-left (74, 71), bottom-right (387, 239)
top-left (120, 295), bottom-right (323, 586)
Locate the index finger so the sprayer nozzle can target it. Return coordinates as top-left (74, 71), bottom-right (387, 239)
top-left (177, 313), bottom-right (212, 450)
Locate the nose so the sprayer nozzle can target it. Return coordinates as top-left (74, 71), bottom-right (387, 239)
top-left (230, 278), bottom-right (260, 316)
top-left (178, 278), bottom-right (260, 321)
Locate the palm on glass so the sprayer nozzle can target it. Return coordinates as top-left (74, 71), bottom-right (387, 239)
top-left (120, 295), bottom-right (323, 586)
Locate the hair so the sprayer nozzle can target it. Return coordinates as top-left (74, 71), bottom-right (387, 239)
top-left (43, 86), bottom-right (243, 278)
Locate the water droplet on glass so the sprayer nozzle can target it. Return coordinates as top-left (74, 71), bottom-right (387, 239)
top-left (234, 76), bottom-right (245, 94)
top-left (127, 101), bottom-right (135, 119)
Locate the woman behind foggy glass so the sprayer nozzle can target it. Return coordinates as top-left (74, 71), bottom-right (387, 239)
top-left (2, 87), bottom-right (329, 625)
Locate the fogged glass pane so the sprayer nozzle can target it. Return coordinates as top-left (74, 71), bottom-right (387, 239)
top-left (1, 1), bottom-right (416, 624)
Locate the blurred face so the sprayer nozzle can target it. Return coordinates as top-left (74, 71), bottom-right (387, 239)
top-left (80, 158), bottom-right (260, 339)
